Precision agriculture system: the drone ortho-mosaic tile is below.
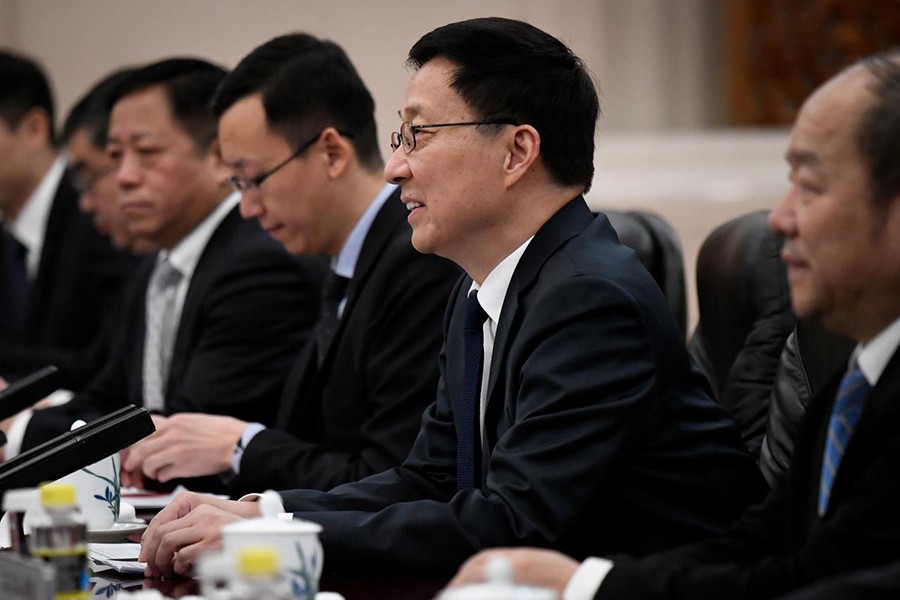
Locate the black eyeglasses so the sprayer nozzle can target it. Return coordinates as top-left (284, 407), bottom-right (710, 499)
top-left (228, 129), bottom-right (355, 192)
top-left (389, 120), bottom-right (519, 153)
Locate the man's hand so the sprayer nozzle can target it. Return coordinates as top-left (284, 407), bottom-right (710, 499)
top-left (447, 548), bottom-right (580, 595)
top-left (123, 413), bottom-right (248, 483)
top-left (139, 490), bottom-right (262, 578)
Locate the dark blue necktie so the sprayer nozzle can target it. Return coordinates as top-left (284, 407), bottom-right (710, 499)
top-left (457, 291), bottom-right (487, 491)
top-left (315, 270), bottom-right (350, 366)
top-left (2, 230), bottom-right (29, 335)
top-left (818, 366), bottom-right (870, 516)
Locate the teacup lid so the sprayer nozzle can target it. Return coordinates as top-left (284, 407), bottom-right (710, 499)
top-left (223, 516), bottom-right (323, 535)
top-left (439, 556), bottom-right (557, 600)
top-left (2, 488), bottom-right (39, 512)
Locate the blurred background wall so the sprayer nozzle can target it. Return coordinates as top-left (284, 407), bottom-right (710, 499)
top-left (2, 0), bottom-right (895, 329)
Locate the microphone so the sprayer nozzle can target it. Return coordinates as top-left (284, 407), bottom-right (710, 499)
top-left (0, 366), bottom-right (64, 425)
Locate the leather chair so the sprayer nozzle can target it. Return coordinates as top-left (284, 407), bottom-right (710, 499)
top-left (603, 210), bottom-right (688, 335)
top-left (688, 210), bottom-right (795, 460)
top-left (759, 320), bottom-right (855, 485)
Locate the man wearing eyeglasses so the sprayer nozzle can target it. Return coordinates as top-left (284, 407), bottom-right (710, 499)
top-left (16, 59), bottom-right (325, 472)
top-left (62, 67), bottom-right (155, 256)
top-left (140, 19), bottom-right (761, 578)
top-left (120, 34), bottom-right (459, 496)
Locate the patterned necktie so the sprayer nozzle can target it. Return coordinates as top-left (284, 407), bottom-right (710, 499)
top-left (315, 270), bottom-right (351, 366)
top-left (2, 230), bottom-right (29, 336)
top-left (457, 291), bottom-right (488, 491)
top-left (818, 366), bottom-right (870, 516)
top-left (142, 258), bottom-right (183, 412)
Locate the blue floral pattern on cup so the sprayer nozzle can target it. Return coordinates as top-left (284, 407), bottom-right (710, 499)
top-left (81, 455), bottom-right (120, 523)
top-left (288, 541), bottom-right (318, 600)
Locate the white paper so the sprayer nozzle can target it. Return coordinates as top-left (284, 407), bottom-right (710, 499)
top-left (89, 542), bottom-right (146, 574)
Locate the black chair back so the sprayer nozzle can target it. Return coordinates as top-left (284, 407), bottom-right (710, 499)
top-left (604, 210), bottom-right (688, 335)
top-left (688, 210), bottom-right (795, 458)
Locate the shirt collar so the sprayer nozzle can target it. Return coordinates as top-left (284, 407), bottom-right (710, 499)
top-left (332, 184), bottom-right (396, 279)
top-left (8, 156), bottom-right (67, 272)
top-left (161, 192), bottom-right (240, 280)
top-left (469, 236), bottom-right (534, 325)
top-left (855, 315), bottom-right (900, 387)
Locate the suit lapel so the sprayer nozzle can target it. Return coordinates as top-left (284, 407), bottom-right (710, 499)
top-left (316, 189), bottom-right (406, 369)
top-left (483, 197), bottom-right (594, 406)
top-left (25, 171), bottom-right (78, 338)
top-left (280, 190), bottom-right (408, 428)
top-left (164, 206), bottom-right (243, 399)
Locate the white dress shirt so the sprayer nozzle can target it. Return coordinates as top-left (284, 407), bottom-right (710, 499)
top-left (469, 236), bottom-right (533, 445)
top-left (6, 156), bottom-right (67, 279)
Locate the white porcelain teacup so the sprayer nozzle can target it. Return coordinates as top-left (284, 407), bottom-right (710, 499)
top-left (56, 451), bottom-right (121, 530)
top-left (220, 517), bottom-right (323, 599)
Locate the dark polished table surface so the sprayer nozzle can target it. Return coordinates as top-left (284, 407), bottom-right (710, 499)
top-left (92, 572), bottom-right (448, 599)
top-left (88, 507), bottom-right (448, 598)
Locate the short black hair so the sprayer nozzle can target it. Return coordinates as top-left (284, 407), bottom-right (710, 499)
top-left (857, 49), bottom-right (900, 211)
top-left (62, 67), bottom-right (138, 147)
top-left (407, 17), bottom-right (600, 192)
top-left (107, 58), bottom-right (226, 149)
top-left (0, 49), bottom-right (56, 143)
top-left (212, 33), bottom-right (381, 170)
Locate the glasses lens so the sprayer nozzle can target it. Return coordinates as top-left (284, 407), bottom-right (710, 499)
top-left (400, 123), bottom-right (415, 153)
top-left (390, 131), bottom-right (401, 152)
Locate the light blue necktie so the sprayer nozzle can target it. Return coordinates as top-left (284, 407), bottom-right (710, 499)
top-left (818, 366), bottom-right (870, 516)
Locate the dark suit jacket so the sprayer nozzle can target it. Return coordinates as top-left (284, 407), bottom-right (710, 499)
top-left (775, 560), bottom-right (900, 600)
top-left (233, 191), bottom-right (459, 493)
top-left (279, 197), bottom-right (764, 574)
top-left (22, 204), bottom-right (326, 448)
top-left (0, 168), bottom-right (134, 389)
top-left (597, 343), bottom-right (900, 599)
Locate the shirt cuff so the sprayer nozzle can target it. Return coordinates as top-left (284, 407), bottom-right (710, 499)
top-left (238, 489), bottom-right (289, 520)
top-left (4, 389), bottom-right (73, 459)
top-left (4, 409), bottom-right (33, 460)
top-left (231, 422), bottom-right (266, 474)
top-left (563, 557), bottom-right (614, 600)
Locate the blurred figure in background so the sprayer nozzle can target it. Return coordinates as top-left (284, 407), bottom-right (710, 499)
top-left (0, 49), bottom-right (133, 390)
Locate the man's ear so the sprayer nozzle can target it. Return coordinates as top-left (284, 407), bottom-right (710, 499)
top-left (204, 137), bottom-right (233, 184)
top-left (503, 125), bottom-right (540, 188)
top-left (321, 127), bottom-right (352, 179)
top-left (15, 107), bottom-right (53, 150)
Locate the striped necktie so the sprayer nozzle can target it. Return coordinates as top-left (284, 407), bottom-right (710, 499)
top-left (818, 366), bottom-right (870, 516)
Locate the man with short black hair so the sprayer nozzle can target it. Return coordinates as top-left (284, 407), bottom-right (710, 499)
top-left (18, 58), bottom-right (325, 462)
top-left (139, 19), bottom-right (761, 577)
top-left (121, 34), bottom-right (458, 494)
top-left (0, 49), bottom-right (132, 389)
top-left (62, 66), bottom-right (154, 255)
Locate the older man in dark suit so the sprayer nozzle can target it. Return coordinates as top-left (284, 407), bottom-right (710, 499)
top-left (0, 50), bottom-right (132, 390)
top-left (15, 59), bottom-right (325, 463)
top-left (138, 19), bottom-right (761, 578)
top-left (450, 49), bottom-right (900, 600)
